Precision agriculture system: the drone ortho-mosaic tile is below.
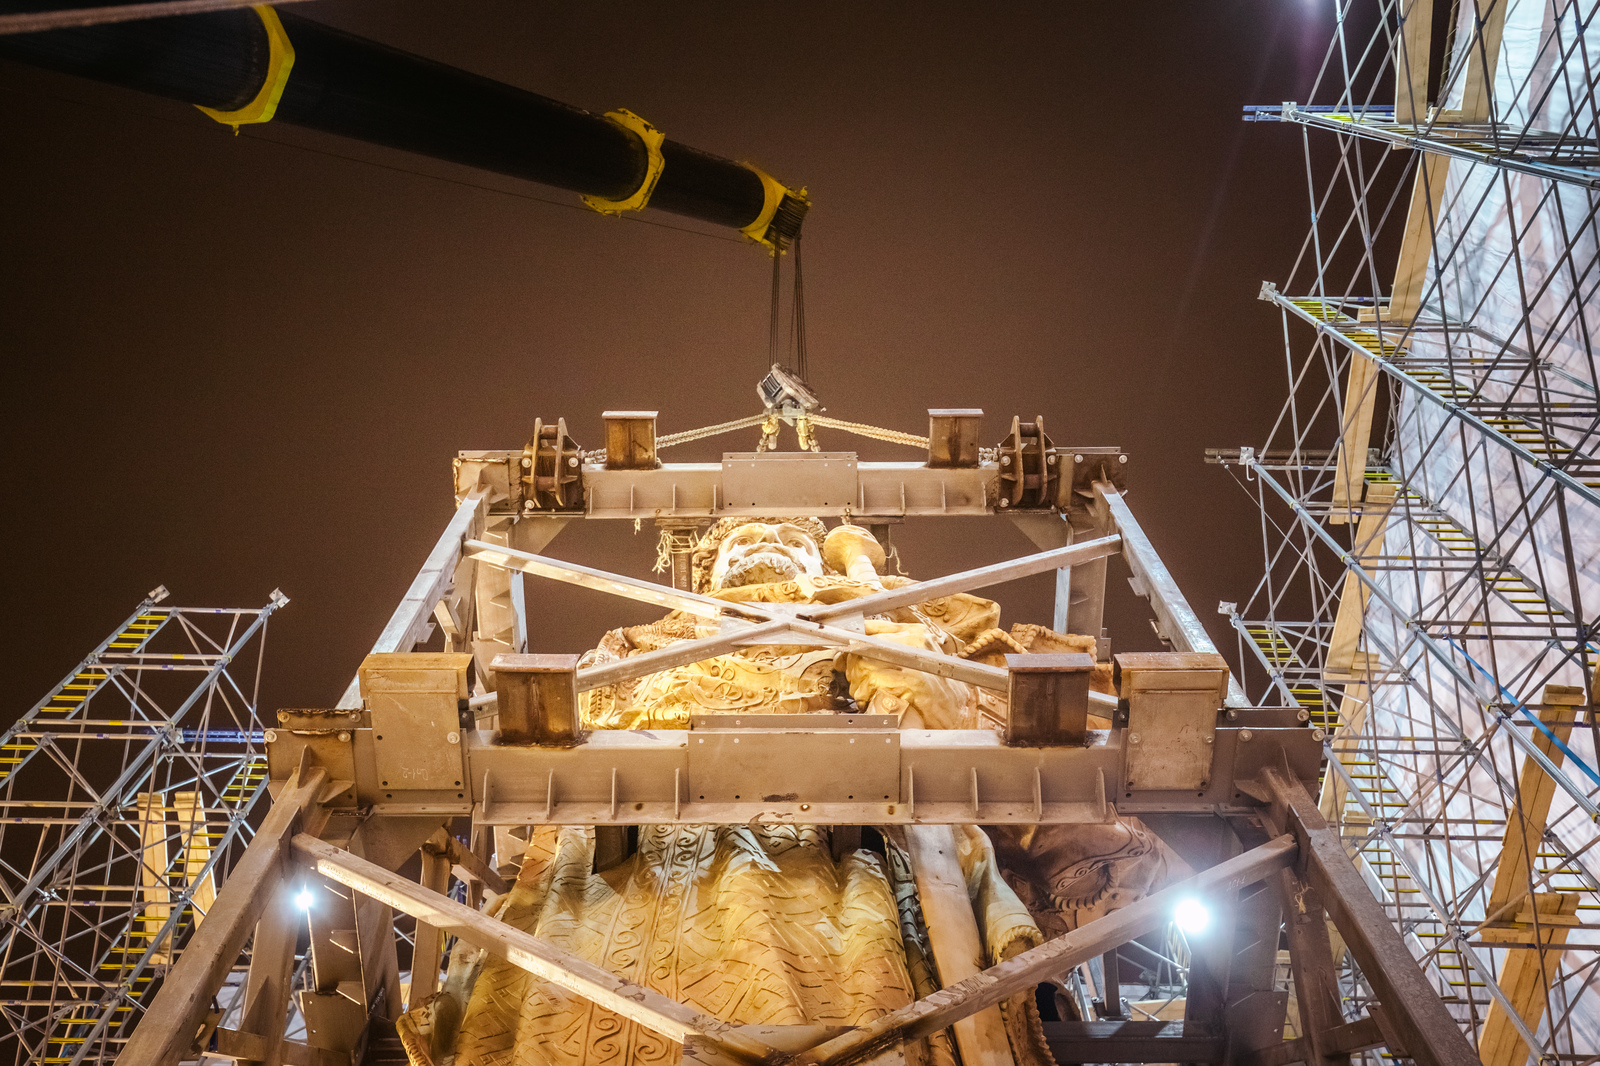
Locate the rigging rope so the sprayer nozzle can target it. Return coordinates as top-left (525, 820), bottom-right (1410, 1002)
top-left (805, 416), bottom-right (928, 449)
top-left (655, 413), bottom-right (926, 452)
top-left (655, 414), bottom-right (769, 449)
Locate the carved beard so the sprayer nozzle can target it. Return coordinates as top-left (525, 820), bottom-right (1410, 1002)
top-left (719, 550), bottom-right (804, 589)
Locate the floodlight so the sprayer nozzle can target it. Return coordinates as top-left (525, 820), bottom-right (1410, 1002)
top-left (1174, 897), bottom-right (1210, 935)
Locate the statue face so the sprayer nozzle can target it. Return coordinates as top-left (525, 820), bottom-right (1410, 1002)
top-left (710, 522), bottom-right (824, 590)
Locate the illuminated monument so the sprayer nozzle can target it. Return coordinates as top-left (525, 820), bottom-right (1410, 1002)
top-left (1, 4), bottom-right (1585, 1066)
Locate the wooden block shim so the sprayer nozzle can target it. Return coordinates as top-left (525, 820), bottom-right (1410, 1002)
top-left (1113, 652), bottom-right (1230, 700)
top-left (603, 411), bottom-right (659, 470)
top-left (492, 653), bottom-right (580, 744)
top-left (1005, 652), bottom-right (1092, 745)
top-left (927, 409), bottom-right (983, 468)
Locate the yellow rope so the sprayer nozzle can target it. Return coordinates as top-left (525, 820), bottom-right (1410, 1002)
top-left (654, 413), bottom-right (928, 452)
top-left (807, 415), bottom-right (928, 449)
top-left (656, 414), bottom-right (768, 449)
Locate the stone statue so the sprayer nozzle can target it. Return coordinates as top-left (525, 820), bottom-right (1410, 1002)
top-left (401, 519), bottom-right (1173, 1066)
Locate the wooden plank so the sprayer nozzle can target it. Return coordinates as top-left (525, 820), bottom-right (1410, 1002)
top-left (795, 836), bottom-right (1297, 1066)
top-left (118, 768), bottom-right (327, 1066)
top-left (291, 833), bottom-right (777, 1063)
top-left (575, 618), bottom-right (794, 692)
top-left (1326, 484), bottom-right (1396, 664)
top-left (136, 791), bottom-right (173, 964)
top-left (1479, 893), bottom-right (1579, 1066)
top-left (466, 541), bottom-right (1044, 698)
top-left (1478, 688), bottom-right (1584, 1066)
top-left (1327, 359), bottom-right (1385, 524)
top-left (1386, 154), bottom-right (1451, 327)
top-left (901, 825), bottom-right (1017, 1066)
top-left (1457, 0), bottom-right (1508, 122)
top-left (1487, 693), bottom-right (1580, 918)
top-left (465, 538), bottom-right (734, 621)
top-left (172, 791), bottom-right (217, 917)
top-left (1395, 0), bottom-right (1434, 125)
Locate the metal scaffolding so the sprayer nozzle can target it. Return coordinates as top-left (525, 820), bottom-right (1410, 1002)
top-left (1227, 1), bottom-right (1600, 1062)
top-left (0, 589), bottom-right (287, 1066)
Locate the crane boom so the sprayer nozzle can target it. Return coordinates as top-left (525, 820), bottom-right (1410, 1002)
top-left (0, 4), bottom-right (809, 248)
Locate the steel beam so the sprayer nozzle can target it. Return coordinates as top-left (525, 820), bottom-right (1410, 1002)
top-left (799, 534), bottom-right (1121, 623)
top-left (1040, 1020), bottom-right (1222, 1063)
top-left (458, 720), bottom-right (1318, 825)
top-left (336, 488), bottom-right (487, 708)
top-left (1095, 485), bottom-right (1248, 705)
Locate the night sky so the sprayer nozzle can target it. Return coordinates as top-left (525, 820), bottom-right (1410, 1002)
top-left (0, 2), bottom-right (1336, 722)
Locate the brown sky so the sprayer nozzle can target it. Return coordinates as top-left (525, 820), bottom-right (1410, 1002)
top-left (0, 1), bottom-right (1337, 719)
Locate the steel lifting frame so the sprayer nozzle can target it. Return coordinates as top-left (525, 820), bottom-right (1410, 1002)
top-left (74, 427), bottom-right (1478, 1066)
top-left (0, 590), bottom-right (288, 1066)
top-left (1232, 2), bottom-right (1600, 1062)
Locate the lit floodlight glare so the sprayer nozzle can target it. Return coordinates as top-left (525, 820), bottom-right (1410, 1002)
top-left (1174, 897), bottom-right (1210, 935)
top-left (294, 888), bottom-right (314, 911)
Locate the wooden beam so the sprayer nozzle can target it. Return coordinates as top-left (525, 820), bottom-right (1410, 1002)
top-left (1478, 893), bottom-right (1580, 1066)
top-left (1487, 690), bottom-right (1581, 918)
top-left (1327, 360), bottom-right (1387, 524)
top-left (1261, 771), bottom-right (1479, 1066)
top-left (1477, 686), bottom-right (1584, 1066)
top-left (1317, 674), bottom-right (1374, 829)
top-left (136, 790), bottom-right (173, 964)
top-left (1276, 867), bottom-right (1350, 1066)
top-left (901, 826), bottom-right (1017, 1066)
top-left (800, 535), bottom-right (1121, 623)
top-left (172, 791), bottom-right (217, 918)
top-left (1457, 0), bottom-right (1508, 122)
top-left (445, 832), bottom-right (509, 895)
top-left (794, 836), bottom-right (1297, 1066)
top-left (1395, 0), bottom-right (1434, 125)
top-left (118, 767), bottom-right (327, 1066)
top-left (1326, 484), bottom-right (1397, 664)
top-left (1386, 154), bottom-right (1452, 328)
top-left (290, 833), bottom-right (778, 1064)
top-left (409, 830), bottom-right (454, 1006)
